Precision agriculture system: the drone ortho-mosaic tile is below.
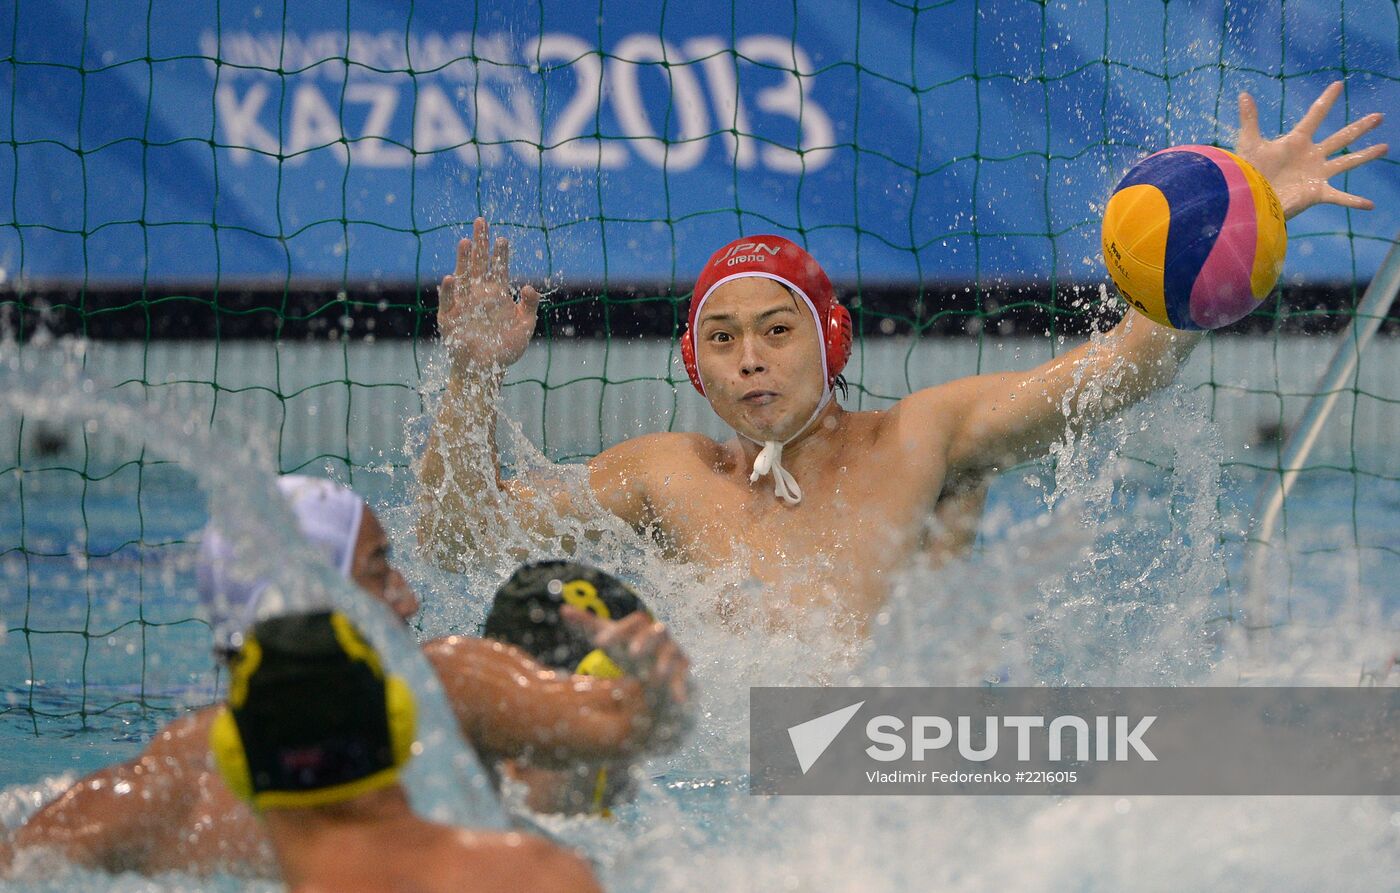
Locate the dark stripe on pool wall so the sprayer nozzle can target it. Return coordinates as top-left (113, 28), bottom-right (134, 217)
top-left (1117, 150), bottom-right (1230, 330)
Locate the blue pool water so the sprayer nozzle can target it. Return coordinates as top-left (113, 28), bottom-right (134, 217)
top-left (3, 447), bottom-right (1399, 890)
top-left (5, 461), bottom-right (1397, 776)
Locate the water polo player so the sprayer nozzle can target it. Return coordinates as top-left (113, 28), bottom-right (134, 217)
top-left (9, 476), bottom-right (691, 877)
top-left (208, 609), bottom-right (601, 893)
top-left (419, 82), bottom-right (1385, 631)
top-left (480, 560), bottom-right (686, 816)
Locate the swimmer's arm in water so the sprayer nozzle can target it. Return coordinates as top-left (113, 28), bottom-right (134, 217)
top-left (9, 714), bottom-right (203, 875)
top-left (418, 217), bottom-right (543, 569)
top-left (901, 83), bottom-right (1388, 475)
top-left (423, 614), bottom-right (691, 767)
top-left (11, 758), bottom-right (164, 873)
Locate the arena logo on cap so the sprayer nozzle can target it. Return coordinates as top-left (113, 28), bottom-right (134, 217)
top-left (722, 241), bottom-right (783, 266)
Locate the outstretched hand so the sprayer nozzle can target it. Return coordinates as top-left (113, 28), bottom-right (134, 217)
top-left (439, 217), bottom-right (542, 372)
top-left (561, 605), bottom-right (692, 715)
top-left (1236, 81), bottom-right (1387, 220)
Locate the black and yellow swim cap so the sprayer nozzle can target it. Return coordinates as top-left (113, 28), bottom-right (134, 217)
top-left (209, 611), bottom-right (416, 810)
top-left (482, 560), bottom-right (649, 677)
top-left (483, 562), bottom-right (651, 817)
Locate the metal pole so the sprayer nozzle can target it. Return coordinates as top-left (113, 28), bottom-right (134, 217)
top-left (1242, 234), bottom-right (1400, 641)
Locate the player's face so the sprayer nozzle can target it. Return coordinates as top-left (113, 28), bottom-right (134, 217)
top-left (350, 509), bottom-right (419, 623)
top-left (695, 277), bottom-right (825, 442)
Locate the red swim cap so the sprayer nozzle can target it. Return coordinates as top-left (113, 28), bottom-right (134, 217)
top-left (682, 235), bottom-right (852, 397)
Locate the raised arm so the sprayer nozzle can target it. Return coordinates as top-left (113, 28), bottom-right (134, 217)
top-left (416, 218), bottom-right (542, 569)
top-left (1237, 81), bottom-right (1386, 218)
top-left (906, 82), bottom-right (1387, 475)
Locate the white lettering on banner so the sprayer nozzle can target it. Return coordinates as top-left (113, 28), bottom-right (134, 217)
top-left (214, 84), bottom-right (279, 164)
top-left (736, 36), bottom-right (835, 173)
top-left (203, 30), bottom-right (834, 174)
top-left (346, 83), bottom-right (411, 167)
top-left (608, 35), bottom-right (709, 171)
top-left (527, 34), bottom-right (627, 169)
top-left (286, 84), bottom-right (345, 164)
top-left (468, 79), bottom-right (543, 166)
top-left (685, 37), bottom-right (756, 169)
top-left (413, 84), bottom-right (474, 163)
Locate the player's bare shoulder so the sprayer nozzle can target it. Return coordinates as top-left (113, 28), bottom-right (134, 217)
top-left (141, 708), bottom-right (218, 772)
top-left (587, 430), bottom-right (727, 525)
top-left (884, 374), bottom-right (982, 457)
top-left (594, 430), bottom-right (728, 478)
top-left (442, 829), bottom-right (601, 893)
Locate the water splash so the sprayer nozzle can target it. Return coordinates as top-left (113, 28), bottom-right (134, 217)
top-left (0, 340), bottom-right (505, 839)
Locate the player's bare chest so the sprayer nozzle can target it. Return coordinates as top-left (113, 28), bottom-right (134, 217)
top-left (647, 461), bottom-right (930, 563)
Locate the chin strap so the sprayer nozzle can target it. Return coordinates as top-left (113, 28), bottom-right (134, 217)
top-left (745, 389), bottom-right (833, 507)
top-left (750, 441), bottom-right (802, 506)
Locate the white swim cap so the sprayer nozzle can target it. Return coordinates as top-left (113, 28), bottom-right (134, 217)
top-left (197, 475), bottom-right (366, 652)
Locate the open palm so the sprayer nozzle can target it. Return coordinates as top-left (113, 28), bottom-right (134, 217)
top-left (1236, 81), bottom-right (1387, 220)
top-left (439, 217), bottom-right (542, 371)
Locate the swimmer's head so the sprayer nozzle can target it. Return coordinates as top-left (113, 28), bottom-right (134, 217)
top-left (209, 610), bottom-right (417, 811)
top-left (197, 475), bottom-right (417, 654)
top-left (481, 560), bottom-right (649, 677)
top-left (483, 561), bottom-right (649, 817)
top-left (683, 235), bottom-right (852, 442)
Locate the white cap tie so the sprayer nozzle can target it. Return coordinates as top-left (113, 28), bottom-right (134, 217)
top-left (750, 440), bottom-right (802, 506)
top-left (744, 389), bottom-right (833, 507)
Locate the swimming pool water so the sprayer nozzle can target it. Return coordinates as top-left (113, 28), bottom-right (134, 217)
top-left (3, 454), bottom-right (1398, 891)
top-left (4, 461), bottom-right (1396, 780)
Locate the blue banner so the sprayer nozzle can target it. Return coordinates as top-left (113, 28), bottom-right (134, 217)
top-left (3, 0), bottom-right (1396, 287)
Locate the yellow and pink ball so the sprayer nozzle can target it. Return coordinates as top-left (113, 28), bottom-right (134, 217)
top-left (1102, 145), bottom-right (1288, 330)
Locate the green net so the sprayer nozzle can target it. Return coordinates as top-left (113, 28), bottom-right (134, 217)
top-left (1, 0), bottom-right (1397, 740)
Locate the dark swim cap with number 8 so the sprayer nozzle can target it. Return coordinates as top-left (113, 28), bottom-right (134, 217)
top-left (481, 560), bottom-right (650, 677)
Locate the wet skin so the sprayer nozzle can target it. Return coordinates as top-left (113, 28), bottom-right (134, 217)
top-left (7, 509), bottom-right (689, 877)
top-left (421, 83), bottom-right (1386, 635)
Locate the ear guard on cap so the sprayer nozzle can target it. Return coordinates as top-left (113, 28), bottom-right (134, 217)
top-left (571, 631), bottom-right (625, 819)
top-left (574, 649), bottom-right (624, 679)
top-left (826, 303), bottom-right (854, 378)
top-left (210, 707), bottom-right (256, 802)
top-left (211, 676), bottom-right (416, 810)
top-left (483, 563), bottom-right (653, 819)
top-left (681, 301), bottom-right (850, 396)
top-left (209, 611), bottom-right (418, 811)
top-left (681, 234), bottom-right (853, 397)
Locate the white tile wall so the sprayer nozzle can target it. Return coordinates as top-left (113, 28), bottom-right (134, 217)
top-left (3, 336), bottom-right (1396, 477)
